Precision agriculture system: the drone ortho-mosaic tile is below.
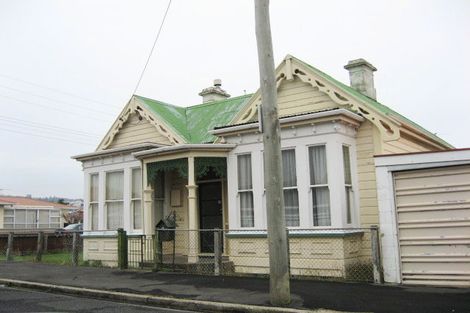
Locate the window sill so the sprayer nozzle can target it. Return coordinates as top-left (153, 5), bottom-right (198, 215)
top-left (81, 230), bottom-right (118, 238)
top-left (225, 229), bottom-right (364, 238)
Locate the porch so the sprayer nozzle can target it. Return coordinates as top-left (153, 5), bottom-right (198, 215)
top-left (133, 144), bottom-right (234, 263)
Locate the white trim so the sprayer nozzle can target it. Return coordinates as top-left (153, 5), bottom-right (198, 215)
top-left (211, 108), bottom-right (364, 135)
top-left (72, 143), bottom-right (163, 161)
top-left (133, 143), bottom-right (236, 159)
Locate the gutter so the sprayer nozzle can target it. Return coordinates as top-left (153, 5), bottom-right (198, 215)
top-left (210, 108), bottom-right (364, 135)
top-left (133, 143), bottom-right (237, 159)
top-left (71, 143), bottom-right (165, 161)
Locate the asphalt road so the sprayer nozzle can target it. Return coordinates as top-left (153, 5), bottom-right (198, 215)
top-left (0, 286), bottom-right (196, 313)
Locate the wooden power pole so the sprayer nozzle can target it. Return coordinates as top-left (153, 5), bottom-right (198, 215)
top-left (254, 0), bottom-right (291, 306)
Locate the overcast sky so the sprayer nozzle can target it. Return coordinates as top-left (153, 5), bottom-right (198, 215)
top-left (0, 0), bottom-right (469, 199)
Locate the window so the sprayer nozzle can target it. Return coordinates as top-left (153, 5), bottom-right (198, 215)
top-left (282, 149), bottom-right (299, 226)
top-left (343, 145), bottom-right (353, 224)
top-left (3, 209), bottom-right (14, 229)
top-left (131, 168), bottom-right (142, 230)
top-left (238, 154), bottom-right (254, 227)
top-left (89, 173), bottom-right (99, 230)
top-left (309, 145), bottom-right (331, 226)
top-left (3, 208), bottom-right (60, 229)
top-left (106, 171), bottom-right (124, 230)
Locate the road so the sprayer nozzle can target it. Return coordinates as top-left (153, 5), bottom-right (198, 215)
top-left (0, 286), bottom-right (196, 313)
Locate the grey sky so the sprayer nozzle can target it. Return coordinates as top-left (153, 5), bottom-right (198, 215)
top-left (0, 0), bottom-right (468, 199)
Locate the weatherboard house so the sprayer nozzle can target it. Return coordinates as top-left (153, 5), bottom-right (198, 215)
top-left (72, 55), bottom-right (451, 281)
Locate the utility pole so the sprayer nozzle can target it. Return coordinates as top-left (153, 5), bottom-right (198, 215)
top-left (254, 0), bottom-right (291, 306)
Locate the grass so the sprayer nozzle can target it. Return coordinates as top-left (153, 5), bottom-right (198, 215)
top-left (0, 252), bottom-right (84, 266)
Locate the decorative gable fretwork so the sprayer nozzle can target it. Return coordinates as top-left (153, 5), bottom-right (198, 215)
top-left (236, 56), bottom-right (400, 141)
top-left (98, 98), bottom-right (182, 150)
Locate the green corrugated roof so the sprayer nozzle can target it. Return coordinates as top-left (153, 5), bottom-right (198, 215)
top-left (135, 94), bottom-right (252, 144)
top-left (294, 56), bottom-right (452, 148)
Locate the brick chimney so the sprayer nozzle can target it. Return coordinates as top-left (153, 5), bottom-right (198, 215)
top-left (344, 59), bottom-right (377, 100)
top-left (199, 79), bottom-right (230, 103)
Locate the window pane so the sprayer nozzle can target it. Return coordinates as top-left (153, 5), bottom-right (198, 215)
top-left (312, 187), bottom-right (331, 226)
top-left (90, 203), bottom-right (99, 230)
top-left (106, 171), bottom-right (123, 200)
top-left (26, 210), bottom-right (36, 225)
top-left (343, 146), bottom-right (352, 185)
top-left (284, 189), bottom-right (299, 226)
top-left (282, 149), bottom-right (297, 187)
top-left (309, 146), bottom-right (328, 185)
top-left (132, 168), bottom-right (142, 199)
top-left (346, 186), bottom-right (353, 224)
top-left (16, 209), bottom-right (26, 224)
top-left (237, 154), bottom-right (252, 190)
top-left (4, 224), bottom-right (13, 229)
top-left (240, 191), bottom-right (254, 227)
top-left (106, 201), bottom-right (123, 230)
top-left (4, 209), bottom-right (14, 216)
top-left (4, 217), bottom-right (14, 223)
top-left (133, 200), bottom-right (142, 229)
top-left (39, 210), bottom-right (48, 225)
top-left (90, 174), bottom-right (99, 202)
top-left (50, 210), bottom-right (60, 217)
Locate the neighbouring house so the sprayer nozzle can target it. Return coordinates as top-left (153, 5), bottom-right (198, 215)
top-left (0, 196), bottom-right (71, 230)
top-left (72, 55), bottom-right (453, 282)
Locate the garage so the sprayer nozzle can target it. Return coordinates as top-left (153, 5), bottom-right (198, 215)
top-left (375, 149), bottom-right (470, 287)
top-left (394, 165), bottom-right (470, 286)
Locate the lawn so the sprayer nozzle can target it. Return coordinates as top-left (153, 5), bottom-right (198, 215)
top-left (0, 252), bottom-right (84, 265)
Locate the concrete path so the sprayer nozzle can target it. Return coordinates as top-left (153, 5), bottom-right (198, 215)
top-left (0, 262), bottom-right (469, 313)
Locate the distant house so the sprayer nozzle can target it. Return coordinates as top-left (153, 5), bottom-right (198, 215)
top-left (72, 55), bottom-right (453, 281)
top-left (0, 196), bottom-right (71, 230)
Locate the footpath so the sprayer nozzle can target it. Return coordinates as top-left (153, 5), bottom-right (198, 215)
top-left (0, 262), bottom-right (468, 313)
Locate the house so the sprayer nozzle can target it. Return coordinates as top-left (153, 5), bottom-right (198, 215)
top-left (0, 196), bottom-right (71, 230)
top-left (72, 55), bottom-right (451, 279)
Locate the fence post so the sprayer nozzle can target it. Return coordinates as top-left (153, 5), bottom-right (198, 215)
top-left (72, 232), bottom-right (79, 266)
top-left (153, 228), bottom-right (162, 271)
top-left (370, 225), bottom-right (384, 283)
top-left (6, 232), bottom-right (14, 261)
top-left (117, 228), bottom-right (128, 270)
top-left (140, 235), bottom-right (144, 269)
top-left (214, 229), bottom-right (222, 276)
top-left (43, 233), bottom-right (48, 253)
top-left (35, 231), bottom-right (44, 262)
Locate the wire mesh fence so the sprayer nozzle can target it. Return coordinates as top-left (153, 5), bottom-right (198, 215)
top-left (0, 229), bottom-right (83, 266)
top-left (149, 227), bottom-right (378, 282)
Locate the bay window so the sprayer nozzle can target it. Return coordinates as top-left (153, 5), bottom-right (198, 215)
top-left (309, 145), bottom-right (331, 226)
top-left (106, 171), bottom-right (124, 230)
top-left (238, 154), bottom-right (254, 227)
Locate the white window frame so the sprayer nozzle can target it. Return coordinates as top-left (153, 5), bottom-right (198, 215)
top-left (342, 145), bottom-right (354, 225)
top-left (237, 153), bottom-right (254, 228)
top-left (308, 144), bottom-right (331, 227)
top-left (105, 170), bottom-right (124, 230)
top-left (282, 148), bottom-right (300, 227)
top-left (130, 167), bottom-right (142, 230)
top-left (89, 173), bottom-right (99, 230)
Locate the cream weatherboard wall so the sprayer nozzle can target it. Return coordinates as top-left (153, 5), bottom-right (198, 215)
top-left (108, 113), bottom-right (172, 149)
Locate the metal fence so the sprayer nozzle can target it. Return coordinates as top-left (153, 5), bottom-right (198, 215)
top-left (145, 227), bottom-right (381, 282)
top-left (0, 229), bottom-right (83, 266)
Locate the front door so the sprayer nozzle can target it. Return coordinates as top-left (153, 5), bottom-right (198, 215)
top-left (198, 181), bottom-right (223, 253)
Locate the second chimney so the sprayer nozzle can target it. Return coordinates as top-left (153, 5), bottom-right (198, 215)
top-left (198, 79), bottom-right (231, 103)
top-left (344, 59), bottom-right (377, 100)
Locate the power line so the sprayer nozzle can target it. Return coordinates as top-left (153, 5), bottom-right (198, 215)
top-left (133, 0), bottom-right (172, 94)
top-left (0, 84), bottom-right (114, 116)
top-left (0, 73), bottom-right (119, 109)
top-left (0, 94), bottom-right (109, 122)
top-left (0, 116), bottom-right (99, 137)
top-left (0, 127), bottom-right (96, 146)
